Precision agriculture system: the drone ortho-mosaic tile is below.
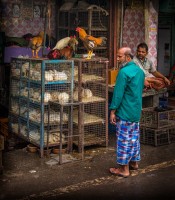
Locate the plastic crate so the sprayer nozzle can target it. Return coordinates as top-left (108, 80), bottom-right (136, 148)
top-left (140, 107), bottom-right (175, 129)
top-left (0, 118), bottom-right (8, 137)
top-left (140, 126), bottom-right (171, 146)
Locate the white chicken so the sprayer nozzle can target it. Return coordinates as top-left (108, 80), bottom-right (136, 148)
top-left (83, 88), bottom-right (93, 98)
top-left (53, 37), bottom-right (71, 50)
top-left (21, 62), bottom-right (29, 77)
top-left (58, 92), bottom-right (69, 104)
top-left (53, 71), bottom-right (68, 81)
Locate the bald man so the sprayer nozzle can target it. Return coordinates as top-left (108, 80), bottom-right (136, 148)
top-left (109, 47), bottom-right (145, 177)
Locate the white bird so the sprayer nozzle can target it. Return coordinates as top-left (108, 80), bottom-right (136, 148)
top-left (53, 37), bottom-right (71, 50)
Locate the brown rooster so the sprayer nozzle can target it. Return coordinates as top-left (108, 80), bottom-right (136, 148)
top-left (47, 37), bottom-right (78, 60)
top-left (76, 27), bottom-right (107, 59)
top-left (28, 31), bottom-right (44, 58)
top-left (59, 36), bottom-right (78, 59)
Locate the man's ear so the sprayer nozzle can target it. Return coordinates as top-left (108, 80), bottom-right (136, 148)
top-left (126, 54), bottom-right (132, 61)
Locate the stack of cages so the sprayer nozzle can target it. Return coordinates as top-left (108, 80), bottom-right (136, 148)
top-left (140, 106), bottom-right (175, 146)
top-left (48, 101), bottom-right (84, 164)
top-left (72, 57), bottom-right (109, 150)
top-left (58, 5), bottom-right (109, 58)
top-left (9, 57), bottom-right (74, 157)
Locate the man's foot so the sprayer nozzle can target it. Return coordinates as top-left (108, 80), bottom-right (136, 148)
top-left (109, 168), bottom-right (130, 178)
top-left (129, 161), bottom-right (139, 170)
top-left (129, 165), bottom-right (139, 170)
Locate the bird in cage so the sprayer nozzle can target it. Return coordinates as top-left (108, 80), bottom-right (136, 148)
top-left (28, 31), bottom-right (44, 58)
top-left (76, 27), bottom-right (107, 59)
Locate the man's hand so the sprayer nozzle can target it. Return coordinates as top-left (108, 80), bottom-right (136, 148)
top-left (164, 77), bottom-right (171, 85)
top-left (153, 79), bottom-right (163, 86)
top-left (152, 71), bottom-right (171, 86)
top-left (144, 78), bottom-right (151, 88)
top-left (110, 111), bottom-right (116, 125)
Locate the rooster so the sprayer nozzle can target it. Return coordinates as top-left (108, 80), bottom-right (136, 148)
top-left (47, 36), bottom-right (78, 60)
top-left (28, 31), bottom-right (44, 58)
top-left (59, 37), bottom-right (78, 59)
top-left (68, 36), bottom-right (78, 53)
top-left (76, 27), bottom-right (107, 59)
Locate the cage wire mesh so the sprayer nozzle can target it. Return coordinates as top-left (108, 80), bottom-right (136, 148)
top-left (169, 126), bottom-right (175, 143)
top-left (18, 118), bottom-right (28, 138)
top-left (9, 114), bottom-right (18, 135)
top-left (48, 102), bottom-right (83, 150)
top-left (141, 107), bottom-right (175, 129)
top-left (59, 11), bottom-right (69, 27)
top-left (76, 9), bottom-right (108, 57)
top-left (140, 126), bottom-right (171, 146)
top-left (72, 58), bottom-right (108, 148)
top-left (9, 58), bottom-right (74, 157)
top-left (58, 5), bottom-right (109, 58)
top-left (47, 101), bottom-right (84, 164)
top-left (47, 102), bottom-right (69, 147)
top-left (28, 122), bottom-right (42, 146)
top-left (73, 102), bottom-right (106, 147)
top-left (10, 95), bottom-right (19, 115)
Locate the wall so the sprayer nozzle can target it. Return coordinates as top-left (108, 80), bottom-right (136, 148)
top-left (122, 8), bottom-right (145, 55)
top-left (0, 0), bottom-right (56, 38)
top-left (122, 1), bottom-right (158, 67)
top-left (147, 1), bottom-right (158, 67)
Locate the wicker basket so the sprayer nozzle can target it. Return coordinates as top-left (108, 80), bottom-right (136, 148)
top-left (27, 144), bottom-right (38, 153)
top-left (52, 147), bottom-right (66, 154)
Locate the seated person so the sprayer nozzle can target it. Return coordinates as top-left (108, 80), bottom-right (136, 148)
top-left (133, 42), bottom-right (170, 90)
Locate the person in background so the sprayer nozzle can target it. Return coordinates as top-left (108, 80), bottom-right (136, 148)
top-left (109, 47), bottom-right (145, 178)
top-left (133, 42), bottom-right (170, 90)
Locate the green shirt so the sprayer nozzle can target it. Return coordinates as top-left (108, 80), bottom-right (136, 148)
top-left (109, 61), bottom-right (145, 122)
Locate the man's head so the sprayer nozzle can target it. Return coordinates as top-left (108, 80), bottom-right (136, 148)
top-left (136, 42), bottom-right (148, 60)
top-left (117, 47), bottom-right (133, 66)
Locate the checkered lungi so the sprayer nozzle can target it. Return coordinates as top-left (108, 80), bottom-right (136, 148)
top-left (116, 118), bottom-right (140, 165)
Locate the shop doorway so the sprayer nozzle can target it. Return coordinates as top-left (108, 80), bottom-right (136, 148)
top-left (157, 26), bottom-right (171, 76)
top-left (157, 0), bottom-right (175, 77)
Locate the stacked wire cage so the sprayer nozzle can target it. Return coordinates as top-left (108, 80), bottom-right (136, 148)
top-left (57, 5), bottom-right (109, 58)
top-left (9, 57), bottom-right (74, 157)
top-left (47, 101), bottom-right (84, 164)
top-left (140, 106), bottom-right (175, 146)
top-left (72, 57), bottom-right (109, 149)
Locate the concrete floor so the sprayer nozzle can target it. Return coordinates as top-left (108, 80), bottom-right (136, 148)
top-left (0, 134), bottom-right (175, 200)
top-left (1, 66), bottom-right (175, 200)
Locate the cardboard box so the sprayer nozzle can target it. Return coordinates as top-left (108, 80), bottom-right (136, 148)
top-left (108, 68), bottom-right (119, 85)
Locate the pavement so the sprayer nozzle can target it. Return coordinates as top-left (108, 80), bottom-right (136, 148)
top-left (0, 133), bottom-right (175, 200)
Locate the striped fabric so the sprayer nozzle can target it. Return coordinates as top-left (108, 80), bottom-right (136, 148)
top-left (116, 118), bottom-right (140, 165)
